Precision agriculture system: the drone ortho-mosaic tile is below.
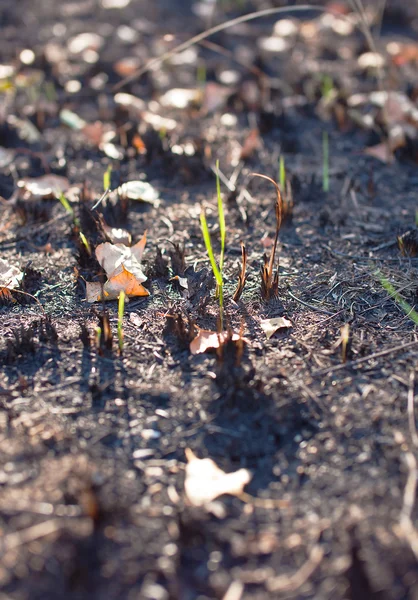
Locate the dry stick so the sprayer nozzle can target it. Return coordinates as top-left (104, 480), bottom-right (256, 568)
top-left (348, 0), bottom-right (389, 136)
top-left (313, 339), bottom-right (418, 376)
top-left (287, 287), bottom-right (335, 316)
top-left (267, 544), bottom-right (324, 593)
top-left (2, 519), bottom-right (62, 552)
top-left (324, 244), bottom-right (418, 262)
top-left (198, 38), bottom-right (271, 84)
top-left (113, 5), bottom-right (344, 92)
top-left (399, 452), bottom-right (418, 560)
top-left (7, 288), bottom-right (46, 316)
top-left (91, 188), bottom-right (110, 211)
top-left (408, 372), bottom-right (418, 447)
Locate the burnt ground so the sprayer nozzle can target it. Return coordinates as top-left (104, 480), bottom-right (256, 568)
top-left (1, 0), bottom-right (418, 598)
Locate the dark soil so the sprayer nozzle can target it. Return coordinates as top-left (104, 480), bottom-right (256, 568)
top-left (1, 1), bottom-right (418, 599)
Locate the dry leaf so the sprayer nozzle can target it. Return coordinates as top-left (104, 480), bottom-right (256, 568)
top-left (184, 448), bottom-right (251, 507)
top-left (86, 235), bottom-right (149, 302)
top-left (189, 329), bottom-right (242, 355)
top-left (169, 275), bottom-right (188, 290)
top-left (18, 175), bottom-right (69, 199)
top-left (0, 258), bottom-right (23, 290)
top-left (260, 317), bottom-right (292, 339)
top-left (118, 181), bottom-right (160, 206)
top-left (159, 88), bottom-right (202, 109)
top-left (99, 216), bottom-right (131, 245)
top-left (239, 128), bottom-right (262, 161)
top-left (364, 142), bottom-right (394, 164)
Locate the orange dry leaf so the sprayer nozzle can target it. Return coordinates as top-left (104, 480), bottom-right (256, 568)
top-left (105, 265), bottom-right (148, 297)
top-left (86, 234), bottom-right (149, 302)
top-left (189, 329), bottom-right (242, 355)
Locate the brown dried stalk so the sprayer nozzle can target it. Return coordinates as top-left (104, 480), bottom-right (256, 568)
top-left (252, 173), bottom-right (283, 300)
top-left (232, 242), bottom-right (247, 302)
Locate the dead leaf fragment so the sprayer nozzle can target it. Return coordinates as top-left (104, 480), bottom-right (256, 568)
top-left (189, 329), bottom-right (242, 355)
top-left (184, 449), bottom-right (251, 507)
top-left (0, 258), bottom-right (23, 290)
top-left (99, 216), bottom-right (131, 245)
top-left (118, 181), bottom-right (160, 206)
top-left (86, 236), bottom-right (149, 302)
top-left (170, 275), bottom-right (188, 290)
top-left (18, 175), bottom-right (70, 199)
top-left (260, 317), bottom-right (292, 339)
top-left (159, 88), bottom-right (202, 109)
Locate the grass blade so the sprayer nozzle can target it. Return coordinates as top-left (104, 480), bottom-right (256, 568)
top-left (279, 155), bottom-right (286, 191)
top-left (200, 211), bottom-right (223, 287)
top-left (377, 271), bottom-right (418, 326)
top-left (215, 160), bottom-right (226, 272)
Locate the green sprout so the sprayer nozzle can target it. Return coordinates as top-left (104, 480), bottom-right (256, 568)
top-left (197, 63), bottom-right (207, 87)
top-left (118, 291), bottom-right (125, 354)
top-left (321, 74), bottom-right (334, 100)
top-left (59, 192), bottom-right (80, 228)
top-left (377, 271), bottom-right (418, 326)
top-left (96, 326), bottom-right (102, 349)
top-left (103, 165), bottom-right (112, 192)
top-left (79, 231), bottom-right (91, 255)
top-left (322, 131), bottom-right (329, 193)
top-left (216, 159), bottom-right (226, 275)
top-left (279, 155), bottom-right (286, 192)
top-left (200, 163), bottom-right (225, 329)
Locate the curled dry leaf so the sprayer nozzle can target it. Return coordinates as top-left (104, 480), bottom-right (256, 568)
top-left (159, 88), bottom-right (202, 109)
top-left (260, 316), bottom-right (292, 340)
top-left (190, 329), bottom-right (245, 355)
top-left (0, 258), bottom-right (23, 291)
top-left (98, 215), bottom-right (131, 245)
top-left (86, 235), bottom-right (149, 302)
top-left (118, 181), bottom-right (160, 206)
top-left (169, 275), bottom-right (188, 290)
top-left (18, 175), bottom-right (70, 199)
top-left (184, 448), bottom-right (251, 507)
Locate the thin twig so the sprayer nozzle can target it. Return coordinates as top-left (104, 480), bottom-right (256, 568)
top-left (324, 244), bottom-right (418, 262)
top-left (267, 544), bottom-right (324, 592)
top-left (91, 188), bottom-right (110, 211)
top-left (313, 340), bottom-right (418, 376)
top-left (287, 287), bottom-right (334, 316)
top-left (398, 453), bottom-right (418, 560)
top-left (408, 372), bottom-right (418, 447)
top-left (8, 288), bottom-right (46, 315)
top-left (113, 5), bottom-right (345, 91)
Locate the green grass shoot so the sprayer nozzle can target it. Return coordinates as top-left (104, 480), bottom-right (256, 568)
top-left (215, 159), bottom-right (226, 272)
top-left (200, 210), bottom-right (224, 329)
top-left (103, 165), bottom-right (112, 191)
top-left (321, 74), bottom-right (334, 100)
top-left (96, 326), bottom-right (102, 349)
top-left (279, 155), bottom-right (286, 191)
top-left (377, 272), bottom-right (418, 326)
top-left (118, 291), bottom-right (125, 353)
top-left (59, 192), bottom-right (73, 216)
top-left (322, 131), bottom-right (329, 193)
top-left (59, 192), bottom-right (80, 227)
top-left (197, 63), bottom-right (207, 86)
top-left (79, 231), bottom-right (91, 255)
